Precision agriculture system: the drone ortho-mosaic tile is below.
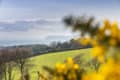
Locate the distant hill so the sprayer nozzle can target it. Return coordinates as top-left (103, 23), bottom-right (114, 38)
top-left (8, 39), bottom-right (91, 55)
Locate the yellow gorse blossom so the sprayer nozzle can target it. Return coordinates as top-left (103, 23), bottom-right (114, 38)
top-left (104, 19), bottom-right (111, 29)
top-left (82, 59), bottom-right (120, 80)
top-left (80, 38), bottom-right (91, 46)
top-left (75, 20), bottom-right (120, 80)
top-left (67, 57), bottom-right (74, 65)
top-left (109, 38), bottom-right (117, 46)
top-left (110, 22), bottom-right (119, 38)
top-left (82, 72), bottom-right (104, 80)
top-left (55, 63), bottom-right (67, 74)
top-left (73, 64), bottom-right (79, 70)
top-left (79, 20), bottom-right (120, 61)
top-left (51, 57), bottom-right (81, 80)
top-left (91, 45), bottom-right (106, 63)
top-left (91, 46), bottom-right (106, 57)
top-left (46, 19), bottom-right (120, 80)
top-left (99, 59), bottom-right (120, 80)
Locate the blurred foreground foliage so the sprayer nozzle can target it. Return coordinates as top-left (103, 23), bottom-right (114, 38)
top-left (43, 15), bottom-right (120, 80)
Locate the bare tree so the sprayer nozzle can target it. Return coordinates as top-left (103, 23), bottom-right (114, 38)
top-left (14, 47), bottom-right (32, 80)
top-left (0, 49), bottom-right (9, 80)
top-left (0, 47), bottom-right (32, 80)
top-left (0, 48), bottom-right (19, 80)
top-left (6, 61), bottom-right (16, 80)
top-left (0, 63), bottom-right (6, 80)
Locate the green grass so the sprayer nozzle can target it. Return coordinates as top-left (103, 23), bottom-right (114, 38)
top-left (13, 48), bottom-right (91, 80)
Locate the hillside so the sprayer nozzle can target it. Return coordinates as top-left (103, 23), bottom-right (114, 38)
top-left (13, 48), bottom-right (91, 80)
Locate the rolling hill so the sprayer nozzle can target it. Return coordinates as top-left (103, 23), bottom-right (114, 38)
top-left (13, 48), bottom-right (91, 80)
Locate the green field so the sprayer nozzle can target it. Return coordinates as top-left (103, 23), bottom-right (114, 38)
top-left (13, 48), bottom-right (91, 80)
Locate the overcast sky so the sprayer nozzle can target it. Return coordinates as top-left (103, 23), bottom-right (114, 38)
top-left (0, 0), bottom-right (120, 46)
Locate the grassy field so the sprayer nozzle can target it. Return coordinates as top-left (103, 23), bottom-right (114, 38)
top-left (13, 48), bottom-right (91, 80)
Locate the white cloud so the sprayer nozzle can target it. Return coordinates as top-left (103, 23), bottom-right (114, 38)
top-left (0, 18), bottom-right (75, 46)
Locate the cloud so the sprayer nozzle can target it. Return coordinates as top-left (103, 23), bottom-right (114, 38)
top-left (0, 19), bottom-right (66, 40)
top-left (0, 19), bottom-right (75, 46)
top-left (45, 35), bottom-right (72, 42)
top-left (0, 19), bottom-right (60, 32)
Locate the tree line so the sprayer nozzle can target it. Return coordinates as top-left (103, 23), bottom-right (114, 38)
top-left (10, 39), bottom-right (91, 55)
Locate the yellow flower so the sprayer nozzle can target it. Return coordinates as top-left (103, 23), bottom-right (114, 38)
top-left (91, 46), bottom-right (106, 57)
top-left (91, 46), bottom-right (106, 63)
top-left (104, 19), bottom-right (111, 29)
top-left (53, 76), bottom-right (57, 80)
top-left (99, 58), bottom-right (120, 80)
top-left (67, 57), bottom-right (74, 65)
top-left (80, 38), bottom-right (91, 46)
top-left (73, 64), bottom-right (79, 70)
top-left (98, 28), bottom-right (105, 40)
top-left (110, 21), bottom-right (119, 38)
top-left (109, 38), bottom-right (117, 46)
top-left (61, 64), bottom-right (67, 74)
top-left (55, 63), bottom-right (64, 73)
top-left (98, 55), bottom-right (105, 63)
top-left (59, 76), bottom-right (64, 80)
top-left (117, 30), bottom-right (120, 41)
top-left (56, 63), bottom-right (61, 69)
top-left (82, 72), bottom-right (104, 80)
top-left (91, 39), bottom-right (99, 46)
top-left (67, 72), bottom-right (77, 80)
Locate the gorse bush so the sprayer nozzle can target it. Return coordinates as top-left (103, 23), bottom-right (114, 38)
top-left (81, 19), bottom-right (120, 80)
top-left (43, 57), bottom-right (83, 80)
top-left (44, 16), bottom-right (120, 80)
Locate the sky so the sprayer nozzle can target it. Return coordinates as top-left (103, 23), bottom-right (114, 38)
top-left (0, 0), bottom-right (120, 46)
